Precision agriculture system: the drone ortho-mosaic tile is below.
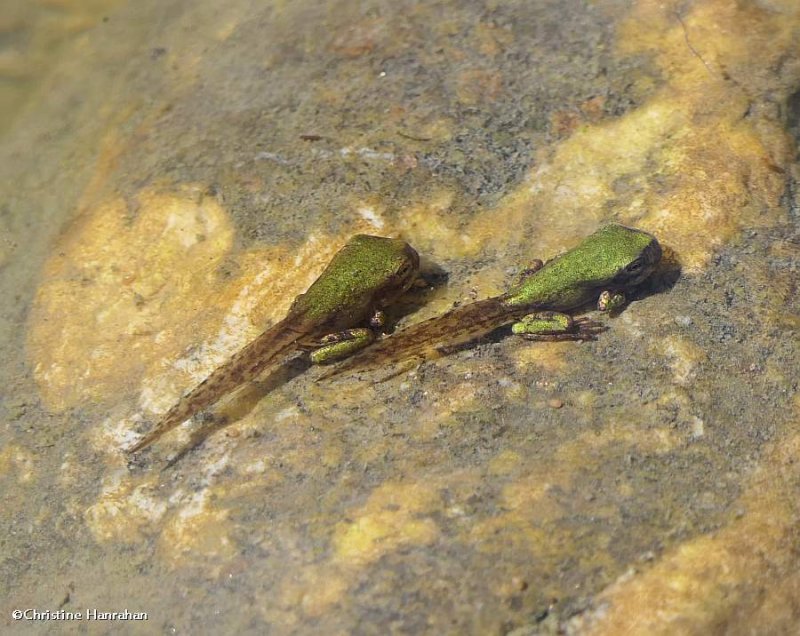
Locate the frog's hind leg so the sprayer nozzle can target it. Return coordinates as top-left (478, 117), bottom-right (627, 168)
top-left (511, 312), bottom-right (605, 342)
top-left (305, 328), bottom-right (378, 364)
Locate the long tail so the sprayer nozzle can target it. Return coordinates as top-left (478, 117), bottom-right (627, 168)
top-left (128, 319), bottom-right (306, 452)
top-left (320, 296), bottom-right (517, 380)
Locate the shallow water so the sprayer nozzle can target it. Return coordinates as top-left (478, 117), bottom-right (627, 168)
top-left (2, 1), bottom-right (799, 634)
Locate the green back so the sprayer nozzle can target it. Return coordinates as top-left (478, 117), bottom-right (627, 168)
top-left (290, 235), bottom-right (418, 328)
top-left (506, 224), bottom-right (661, 310)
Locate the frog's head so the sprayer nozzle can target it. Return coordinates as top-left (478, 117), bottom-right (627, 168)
top-left (564, 223), bottom-right (661, 289)
top-left (359, 235), bottom-right (420, 305)
top-left (584, 224), bottom-right (662, 288)
top-left (295, 234), bottom-right (420, 322)
top-left (341, 234), bottom-right (419, 307)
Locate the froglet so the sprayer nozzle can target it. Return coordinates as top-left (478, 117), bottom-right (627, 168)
top-left (128, 234), bottom-right (419, 452)
top-left (321, 224), bottom-right (661, 379)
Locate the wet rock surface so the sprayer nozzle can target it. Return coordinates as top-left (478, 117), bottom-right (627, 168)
top-left (2, 0), bottom-right (799, 633)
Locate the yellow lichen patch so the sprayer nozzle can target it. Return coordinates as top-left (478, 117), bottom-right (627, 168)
top-left (412, 380), bottom-right (483, 440)
top-left (56, 454), bottom-right (83, 488)
top-left (269, 481), bottom-right (441, 619)
top-left (456, 68), bottom-right (504, 105)
top-left (0, 444), bottom-right (36, 483)
top-left (85, 427), bottom-right (276, 564)
top-left (462, 0), bottom-right (794, 273)
top-left (156, 488), bottom-right (237, 567)
top-left (267, 565), bottom-right (353, 626)
top-left (470, 408), bottom-right (682, 557)
top-left (398, 188), bottom-right (487, 264)
top-left (0, 215), bottom-right (15, 268)
top-left (27, 188), bottom-right (235, 412)
top-left (743, 256), bottom-right (800, 331)
top-left (291, 573), bottom-right (350, 619)
top-left (498, 479), bottom-right (565, 527)
top-left (473, 21), bottom-right (515, 58)
top-left (500, 378), bottom-right (527, 401)
top-left (569, 428), bottom-right (800, 635)
top-left (573, 389), bottom-right (598, 410)
top-left (332, 481), bottom-right (440, 567)
top-left (488, 449), bottom-right (521, 476)
top-left (656, 388), bottom-right (706, 439)
top-left (399, 185), bottom-right (512, 306)
top-left (568, 413), bottom-right (683, 457)
top-left (466, 97), bottom-right (686, 264)
top-left (511, 340), bottom-right (572, 374)
top-left (612, 0), bottom-right (793, 268)
top-left (84, 472), bottom-right (167, 544)
top-left (652, 334), bottom-right (707, 387)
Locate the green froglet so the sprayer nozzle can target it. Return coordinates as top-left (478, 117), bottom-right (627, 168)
top-left (322, 224), bottom-right (661, 379)
top-left (128, 234), bottom-right (419, 452)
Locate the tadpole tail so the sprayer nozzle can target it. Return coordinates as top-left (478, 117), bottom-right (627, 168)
top-left (320, 296), bottom-right (516, 380)
top-left (128, 318), bottom-right (307, 453)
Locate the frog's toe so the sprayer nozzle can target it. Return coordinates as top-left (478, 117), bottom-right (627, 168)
top-left (573, 317), bottom-right (607, 340)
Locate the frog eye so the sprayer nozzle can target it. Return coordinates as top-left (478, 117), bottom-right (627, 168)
top-left (626, 259), bottom-right (644, 273)
top-left (397, 262), bottom-right (413, 277)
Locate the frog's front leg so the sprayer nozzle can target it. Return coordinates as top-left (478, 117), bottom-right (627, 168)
top-left (597, 290), bottom-right (626, 313)
top-left (511, 311), bottom-right (605, 342)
